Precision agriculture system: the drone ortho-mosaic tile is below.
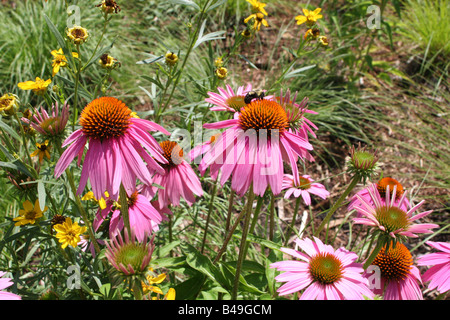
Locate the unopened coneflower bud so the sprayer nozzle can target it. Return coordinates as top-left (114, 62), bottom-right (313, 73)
top-left (348, 143), bottom-right (379, 182)
top-left (105, 229), bottom-right (155, 290)
top-left (21, 102), bottom-right (70, 140)
top-left (165, 52), bottom-right (178, 67)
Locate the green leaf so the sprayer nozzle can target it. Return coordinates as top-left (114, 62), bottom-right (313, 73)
top-left (382, 21), bottom-right (394, 51)
top-left (151, 256), bottom-right (186, 269)
top-left (156, 240), bottom-right (181, 257)
top-left (136, 55), bottom-right (164, 65)
top-left (284, 64), bottom-right (316, 79)
top-left (0, 118), bottom-right (21, 142)
top-left (173, 274), bottom-right (205, 300)
top-left (168, 0), bottom-right (201, 11)
top-left (193, 20), bottom-right (225, 49)
top-left (43, 14), bottom-right (69, 57)
top-left (83, 40), bottom-right (116, 71)
top-left (206, 0), bottom-right (227, 12)
top-left (237, 233), bottom-right (282, 251)
top-left (238, 54), bottom-right (259, 70)
top-left (220, 262), bottom-right (265, 294)
top-left (141, 75), bottom-right (165, 90)
top-left (0, 159), bottom-right (33, 177)
top-left (183, 242), bottom-right (217, 281)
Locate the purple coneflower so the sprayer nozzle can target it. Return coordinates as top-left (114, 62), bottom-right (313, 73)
top-left (365, 242), bottom-right (423, 300)
top-left (270, 237), bottom-right (374, 300)
top-left (200, 90), bottom-right (316, 197)
top-left (349, 177), bottom-right (411, 214)
top-left (141, 141), bottom-right (203, 208)
top-left (54, 97), bottom-right (169, 201)
top-left (282, 174), bottom-right (329, 205)
top-left (352, 183), bottom-right (438, 239)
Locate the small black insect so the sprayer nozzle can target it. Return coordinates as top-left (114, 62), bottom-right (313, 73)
top-left (244, 90), bottom-right (265, 104)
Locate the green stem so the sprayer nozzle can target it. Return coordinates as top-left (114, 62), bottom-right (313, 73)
top-left (314, 174), bottom-right (360, 238)
top-left (213, 202), bottom-right (246, 264)
top-left (119, 184), bottom-right (131, 234)
top-left (81, 14), bottom-right (109, 71)
top-left (224, 189), bottom-right (235, 238)
top-left (284, 197), bottom-right (301, 246)
top-left (71, 44), bottom-right (81, 131)
top-left (156, 0), bottom-right (212, 122)
top-left (13, 113), bottom-right (33, 168)
top-left (201, 179), bottom-right (218, 254)
top-left (231, 186), bottom-right (255, 300)
top-left (363, 238), bottom-right (385, 270)
top-left (132, 281), bottom-right (143, 300)
top-left (244, 196), bottom-right (264, 256)
top-left (269, 193), bottom-right (275, 241)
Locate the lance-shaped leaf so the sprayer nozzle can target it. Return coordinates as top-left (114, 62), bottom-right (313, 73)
top-left (193, 20), bottom-right (225, 49)
top-left (168, 0), bottom-right (200, 11)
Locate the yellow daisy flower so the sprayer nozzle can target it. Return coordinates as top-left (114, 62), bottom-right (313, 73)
top-left (142, 271), bottom-right (166, 295)
top-left (30, 140), bottom-right (51, 164)
top-left (164, 52), bottom-right (179, 67)
top-left (215, 66), bottom-right (228, 80)
top-left (295, 8), bottom-right (323, 27)
top-left (304, 28), bottom-right (320, 41)
top-left (81, 191), bottom-right (109, 210)
top-left (51, 48), bottom-right (79, 77)
top-left (214, 57), bottom-right (223, 68)
top-left (244, 12), bottom-right (269, 31)
top-left (67, 25), bottom-right (89, 45)
top-left (13, 199), bottom-right (48, 226)
top-left (318, 35), bottom-right (329, 47)
top-left (17, 77), bottom-right (51, 96)
top-left (54, 217), bottom-right (87, 249)
top-left (246, 0), bottom-right (268, 16)
top-left (99, 53), bottom-right (120, 69)
top-left (0, 93), bottom-right (19, 115)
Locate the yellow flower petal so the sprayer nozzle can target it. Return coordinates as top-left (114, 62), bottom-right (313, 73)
top-left (23, 200), bottom-right (34, 212)
top-left (244, 14), bottom-right (256, 23)
top-left (149, 273), bottom-right (166, 284)
top-left (165, 288), bottom-right (176, 300)
top-left (295, 15), bottom-right (307, 25)
top-left (18, 81), bottom-right (38, 90)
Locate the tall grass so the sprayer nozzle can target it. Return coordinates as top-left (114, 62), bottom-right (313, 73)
top-left (399, 0), bottom-right (450, 58)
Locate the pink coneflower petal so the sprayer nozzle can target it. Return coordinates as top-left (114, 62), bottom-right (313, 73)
top-left (417, 241), bottom-right (450, 294)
